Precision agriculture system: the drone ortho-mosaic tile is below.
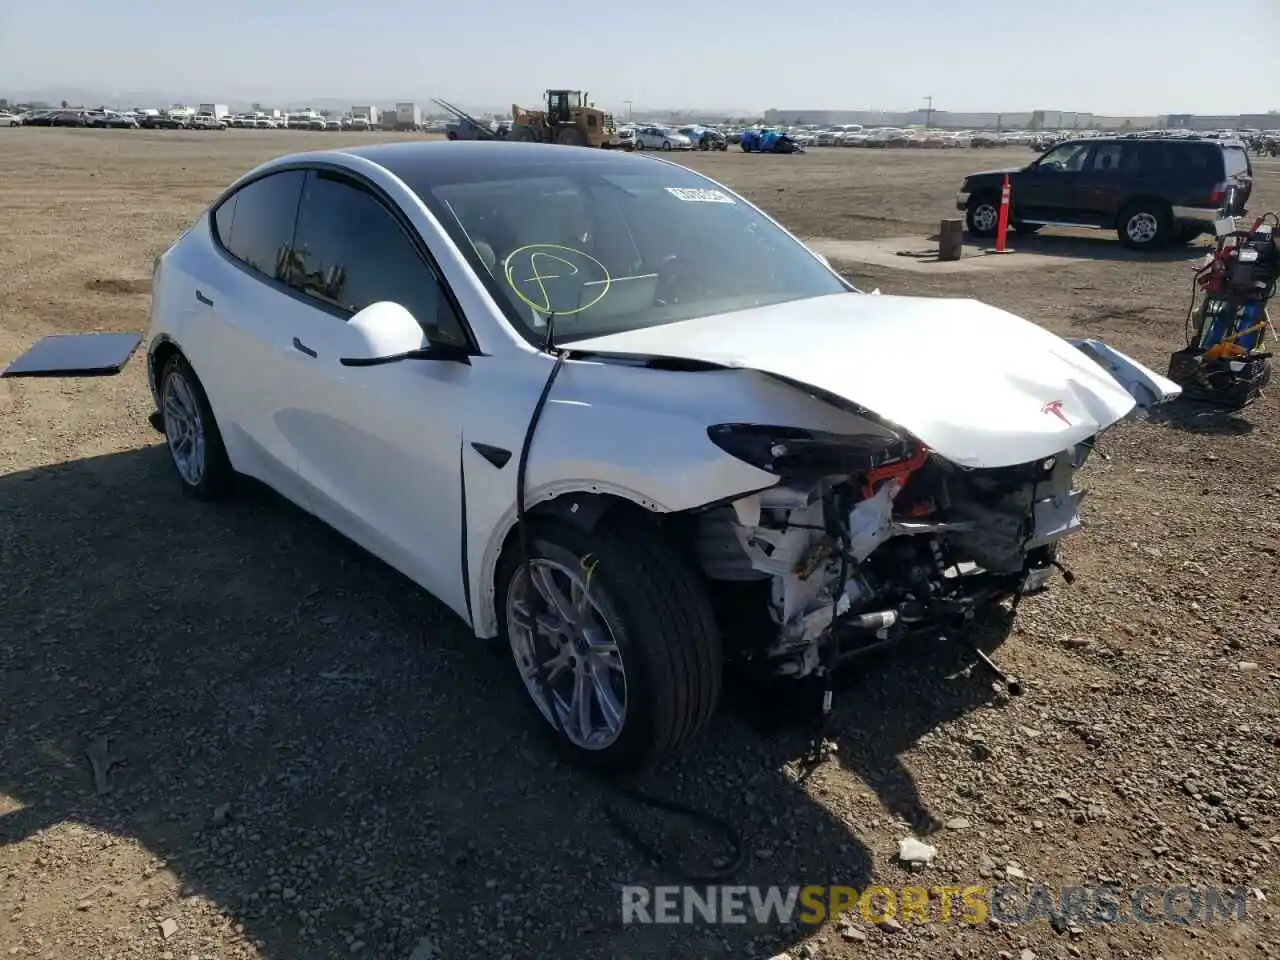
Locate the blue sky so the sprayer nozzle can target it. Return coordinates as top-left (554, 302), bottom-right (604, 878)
top-left (2, 0), bottom-right (1277, 114)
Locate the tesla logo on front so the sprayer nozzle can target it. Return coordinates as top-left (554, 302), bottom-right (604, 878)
top-left (1042, 400), bottom-right (1070, 425)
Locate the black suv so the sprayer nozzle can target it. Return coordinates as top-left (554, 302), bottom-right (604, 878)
top-left (957, 137), bottom-right (1253, 250)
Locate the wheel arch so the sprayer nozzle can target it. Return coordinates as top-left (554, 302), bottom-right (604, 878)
top-left (474, 484), bottom-right (672, 639)
top-left (148, 335), bottom-right (185, 404)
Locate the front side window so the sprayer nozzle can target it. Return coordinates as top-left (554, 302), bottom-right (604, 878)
top-left (416, 163), bottom-right (851, 344)
top-left (214, 170), bottom-right (305, 281)
top-left (288, 171), bottom-right (465, 344)
top-left (1037, 142), bottom-right (1091, 172)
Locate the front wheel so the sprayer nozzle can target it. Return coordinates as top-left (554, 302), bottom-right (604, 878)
top-left (966, 193), bottom-right (1001, 236)
top-left (159, 354), bottom-right (235, 500)
top-left (661, 140), bottom-right (672, 151)
top-left (497, 516), bottom-right (723, 774)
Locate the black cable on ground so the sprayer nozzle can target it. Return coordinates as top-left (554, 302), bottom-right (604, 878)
top-left (514, 341), bottom-right (746, 884)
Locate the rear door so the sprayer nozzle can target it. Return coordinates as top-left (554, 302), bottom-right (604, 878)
top-left (198, 168), bottom-right (313, 505)
top-left (1071, 141), bottom-right (1140, 227)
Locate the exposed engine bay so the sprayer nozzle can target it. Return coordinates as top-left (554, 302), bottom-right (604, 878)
top-left (690, 431), bottom-right (1090, 678)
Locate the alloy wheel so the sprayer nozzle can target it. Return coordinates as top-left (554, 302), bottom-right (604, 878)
top-left (162, 371), bottom-right (206, 487)
top-left (506, 551), bottom-right (628, 751)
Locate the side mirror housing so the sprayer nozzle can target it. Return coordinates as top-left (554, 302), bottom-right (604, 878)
top-left (339, 302), bottom-right (469, 367)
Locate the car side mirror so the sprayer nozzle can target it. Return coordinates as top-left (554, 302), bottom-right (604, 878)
top-left (338, 301), bottom-right (470, 367)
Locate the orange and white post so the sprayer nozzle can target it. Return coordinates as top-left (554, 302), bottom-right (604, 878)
top-left (994, 175), bottom-right (1013, 253)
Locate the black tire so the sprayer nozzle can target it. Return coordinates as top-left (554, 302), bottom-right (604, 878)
top-left (496, 514), bottom-right (723, 774)
top-left (965, 192), bottom-right (1001, 236)
top-left (158, 354), bottom-right (235, 501)
top-left (1011, 221), bottom-right (1042, 234)
top-left (661, 140), bottom-right (672, 151)
top-left (556, 126), bottom-right (587, 147)
top-left (1117, 200), bottom-right (1171, 250)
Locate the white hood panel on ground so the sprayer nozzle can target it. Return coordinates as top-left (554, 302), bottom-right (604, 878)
top-left (572, 293), bottom-right (1165, 469)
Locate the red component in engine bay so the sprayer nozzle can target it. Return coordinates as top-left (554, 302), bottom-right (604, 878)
top-left (861, 444), bottom-right (930, 504)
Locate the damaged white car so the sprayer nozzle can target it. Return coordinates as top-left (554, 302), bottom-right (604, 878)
top-left (145, 141), bottom-right (1180, 773)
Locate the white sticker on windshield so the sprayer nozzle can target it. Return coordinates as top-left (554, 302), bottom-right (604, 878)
top-left (665, 187), bottom-right (735, 204)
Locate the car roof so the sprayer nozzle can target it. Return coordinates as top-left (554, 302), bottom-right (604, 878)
top-left (1059, 135), bottom-right (1245, 149)
top-left (340, 140), bottom-right (661, 186)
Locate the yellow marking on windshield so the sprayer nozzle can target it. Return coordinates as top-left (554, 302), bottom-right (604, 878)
top-left (503, 243), bottom-right (612, 316)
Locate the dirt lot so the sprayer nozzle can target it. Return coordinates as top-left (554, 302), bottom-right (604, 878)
top-left (1, 129), bottom-right (1278, 960)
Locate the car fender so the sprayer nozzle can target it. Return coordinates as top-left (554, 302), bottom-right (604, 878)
top-left (1064, 337), bottom-right (1181, 411)
top-left (462, 359), bottom-right (865, 638)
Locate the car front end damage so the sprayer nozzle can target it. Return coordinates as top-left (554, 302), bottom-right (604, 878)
top-left (689, 424), bottom-right (1092, 679)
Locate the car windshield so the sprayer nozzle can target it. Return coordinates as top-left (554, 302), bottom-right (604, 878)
top-left (418, 162), bottom-right (852, 343)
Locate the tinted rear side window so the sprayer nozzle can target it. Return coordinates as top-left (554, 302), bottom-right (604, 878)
top-left (217, 170), bottom-right (305, 281)
top-left (1135, 142), bottom-right (1176, 174)
top-left (1178, 145), bottom-right (1220, 179)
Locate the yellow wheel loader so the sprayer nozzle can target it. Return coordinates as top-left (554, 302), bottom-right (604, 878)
top-left (509, 90), bottom-right (620, 148)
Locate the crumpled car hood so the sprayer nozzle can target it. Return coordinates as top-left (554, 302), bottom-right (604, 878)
top-left (570, 292), bottom-right (1164, 469)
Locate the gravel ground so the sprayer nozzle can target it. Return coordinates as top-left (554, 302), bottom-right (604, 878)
top-left (0, 129), bottom-right (1277, 960)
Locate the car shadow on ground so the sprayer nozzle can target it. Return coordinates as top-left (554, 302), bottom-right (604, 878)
top-left (0, 445), bottom-right (1005, 959)
top-left (1145, 397), bottom-right (1257, 436)
top-left (933, 230), bottom-right (1212, 264)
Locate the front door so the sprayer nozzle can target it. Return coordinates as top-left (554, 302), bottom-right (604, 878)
top-left (281, 168), bottom-right (475, 616)
top-left (1013, 141), bottom-right (1092, 223)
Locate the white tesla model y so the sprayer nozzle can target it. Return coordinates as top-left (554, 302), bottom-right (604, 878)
top-left (146, 141), bottom-right (1179, 772)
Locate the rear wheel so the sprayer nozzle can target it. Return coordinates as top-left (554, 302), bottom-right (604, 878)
top-left (1117, 201), bottom-right (1170, 250)
top-left (159, 354), bottom-right (234, 501)
top-left (661, 139), bottom-right (672, 151)
top-left (497, 515), bottom-right (723, 774)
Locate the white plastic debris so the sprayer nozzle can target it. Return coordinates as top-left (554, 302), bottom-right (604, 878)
top-left (897, 836), bottom-right (937, 865)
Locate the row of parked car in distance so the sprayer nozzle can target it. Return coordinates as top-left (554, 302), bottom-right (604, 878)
top-left (1, 108), bottom-right (411, 131)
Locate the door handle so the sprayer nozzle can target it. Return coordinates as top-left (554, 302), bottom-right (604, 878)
top-left (195, 290), bottom-right (214, 307)
top-left (292, 337), bottom-right (317, 358)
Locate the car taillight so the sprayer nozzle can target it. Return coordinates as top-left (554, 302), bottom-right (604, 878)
top-left (1210, 183), bottom-right (1227, 205)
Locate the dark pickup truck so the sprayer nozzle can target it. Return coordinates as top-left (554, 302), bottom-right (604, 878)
top-left (957, 136), bottom-right (1253, 250)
